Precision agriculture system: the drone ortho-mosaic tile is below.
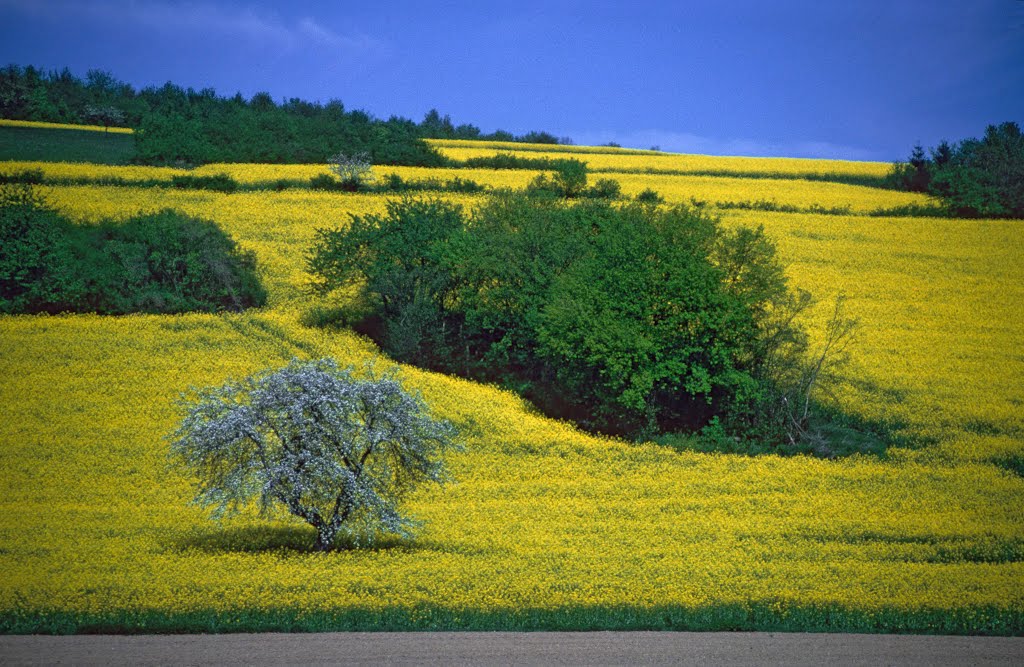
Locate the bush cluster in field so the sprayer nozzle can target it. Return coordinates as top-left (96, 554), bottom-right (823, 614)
top-left (309, 194), bottom-right (850, 452)
top-left (0, 185), bottom-right (265, 314)
top-left (889, 121), bottom-right (1024, 218)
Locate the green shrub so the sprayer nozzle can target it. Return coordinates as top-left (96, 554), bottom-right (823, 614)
top-left (170, 173), bottom-right (239, 193)
top-left (310, 174), bottom-right (341, 191)
top-left (526, 159), bottom-right (589, 199)
top-left (890, 122), bottom-right (1024, 218)
top-left (444, 177), bottom-right (486, 193)
top-left (308, 197), bottom-right (464, 365)
top-left (461, 153), bottom-right (583, 172)
top-left (0, 168), bottom-right (44, 184)
top-left (1, 186), bottom-right (265, 314)
top-left (0, 185), bottom-right (84, 312)
top-left (584, 178), bottom-right (622, 199)
top-left (634, 188), bottom-right (664, 205)
top-left (309, 194), bottom-right (836, 449)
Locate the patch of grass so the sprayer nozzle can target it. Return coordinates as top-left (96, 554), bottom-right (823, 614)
top-left (868, 203), bottom-right (951, 218)
top-left (714, 199), bottom-right (854, 215)
top-left (0, 125), bottom-right (136, 164)
top-left (2, 603), bottom-right (1020, 635)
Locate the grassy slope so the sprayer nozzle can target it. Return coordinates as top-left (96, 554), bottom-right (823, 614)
top-left (0, 140), bottom-right (1022, 634)
top-left (0, 125), bottom-right (136, 164)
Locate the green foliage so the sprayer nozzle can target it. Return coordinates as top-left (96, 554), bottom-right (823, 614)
top-left (376, 173), bottom-right (485, 194)
top-left (584, 178), bottom-right (622, 199)
top-left (125, 91), bottom-right (446, 168)
top-left (526, 159), bottom-right (590, 198)
top-left (134, 113), bottom-right (213, 166)
top-left (890, 122), bottom-right (1024, 218)
top-left (170, 173), bottom-right (239, 193)
top-left (310, 174), bottom-right (341, 191)
top-left (0, 185), bottom-right (84, 312)
top-left (460, 153), bottom-right (580, 171)
top-left (171, 358), bottom-right (459, 551)
top-left (9, 601), bottom-right (1019, 635)
top-left (634, 188), bottom-right (665, 205)
top-left (308, 197), bottom-right (465, 365)
top-left (0, 185), bottom-right (265, 314)
top-left (0, 167), bottom-right (44, 184)
top-left (309, 194), bottom-right (831, 449)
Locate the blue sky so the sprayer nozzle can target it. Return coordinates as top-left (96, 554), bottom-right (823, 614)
top-left (1, 0), bottom-right (1021, 160)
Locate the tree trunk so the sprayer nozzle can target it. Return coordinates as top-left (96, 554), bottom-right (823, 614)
top-left (314, 523), bottom-right (335, 552)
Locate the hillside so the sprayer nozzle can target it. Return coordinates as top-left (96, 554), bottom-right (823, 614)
top-left (1, 124), bottom-right (1022, 633)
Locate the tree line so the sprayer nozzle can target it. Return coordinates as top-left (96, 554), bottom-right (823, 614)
top-left (0, 64), bottom-right (570, 166)
top-left (889, 121), bottom-right (1023, 218)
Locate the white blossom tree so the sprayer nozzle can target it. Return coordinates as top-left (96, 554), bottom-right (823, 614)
top-left (83, 104), bottom-right (125, 132)
top-left (170, 358), bottom-right (459, 551)
top-left (327, 151), bottom-right (373, 190)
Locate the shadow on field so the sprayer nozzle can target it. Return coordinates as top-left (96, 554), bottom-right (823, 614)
top-left (170, 524), bottom-right (442, 555)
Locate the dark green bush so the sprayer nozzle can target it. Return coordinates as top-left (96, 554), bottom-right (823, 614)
top-left (310, 174), bottom-right (342, 191)
top-left (584, 178), bottom-right (622, 199)
top-left (889, 122), bottom-right (1024, 218)
top-left (634, 188), bottom-right (664, 205)
top-left (170, 173), bottom-right (239, 193)
top-left (1, 185), bottom-right (265, 314)
top-left (0, 185), bottom-right (84, 312)
top-left (131, 98), bottom-right (448, 168)
top-left (378, 175), bottom-right (484, 194)
top-left (309, 194), bottom-right (833, 448)
top-left (461, 153), bottom-right (582, 172)
top-left (309, 197), bottom-right (463, 364)
top-left (0, 167), bottom-right (44, 184)
top-left (526, 159), bottom-right (589, 198)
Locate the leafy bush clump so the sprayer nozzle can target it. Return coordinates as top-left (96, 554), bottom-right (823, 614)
top-left (583, 178), bottom-right (622, 199)
top-left (384, 173), bottom-right (487, 194)
top-left (0, 185), bottom-right (265, 314)
top-left (309, 194), bottom-right (847, 451)
top-left (0, 167), bottom-right (44, 184)
top-left (634, 188), bottom-right (664, 205)
top-left (310, 174), bottom-right (342, 191)
top-left (171, 358), bottom-right (459, 551)
top-left (170, 173), bottom-right (239, 193)
top-left (525, 160), bottom-right (623, 200)
top-left (889, 121), bottom-right (1024, 218)
top-left (525, 159), bottom-right (589, 198)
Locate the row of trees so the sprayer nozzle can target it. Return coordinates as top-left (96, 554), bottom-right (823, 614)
top-left (889, 121), bottom-right (1023, 218)
top-left (0, 65), bottom-right (571, 166)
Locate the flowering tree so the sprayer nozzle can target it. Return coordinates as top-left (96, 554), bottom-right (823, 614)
top-left (170, 358), bottom-right (459, 551)
top-left (83, 104), bottom-right (125, 132)
top-left (327, 151), bottom-right (373, 190)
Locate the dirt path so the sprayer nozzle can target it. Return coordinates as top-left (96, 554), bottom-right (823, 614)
top-left (3, 631), bottom-right (1023, 666)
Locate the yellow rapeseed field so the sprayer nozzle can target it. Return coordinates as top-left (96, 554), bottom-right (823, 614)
top-left (1, 160), bottom-right (929, 213)
top-left (0, 160), bottom-right (539, 191)
top-left (0, 118), bottom-right (135, 134)
top-left (430, 140), bottom-right (893, 180)
top-left (1, 156), bottom-right (1022, 632)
